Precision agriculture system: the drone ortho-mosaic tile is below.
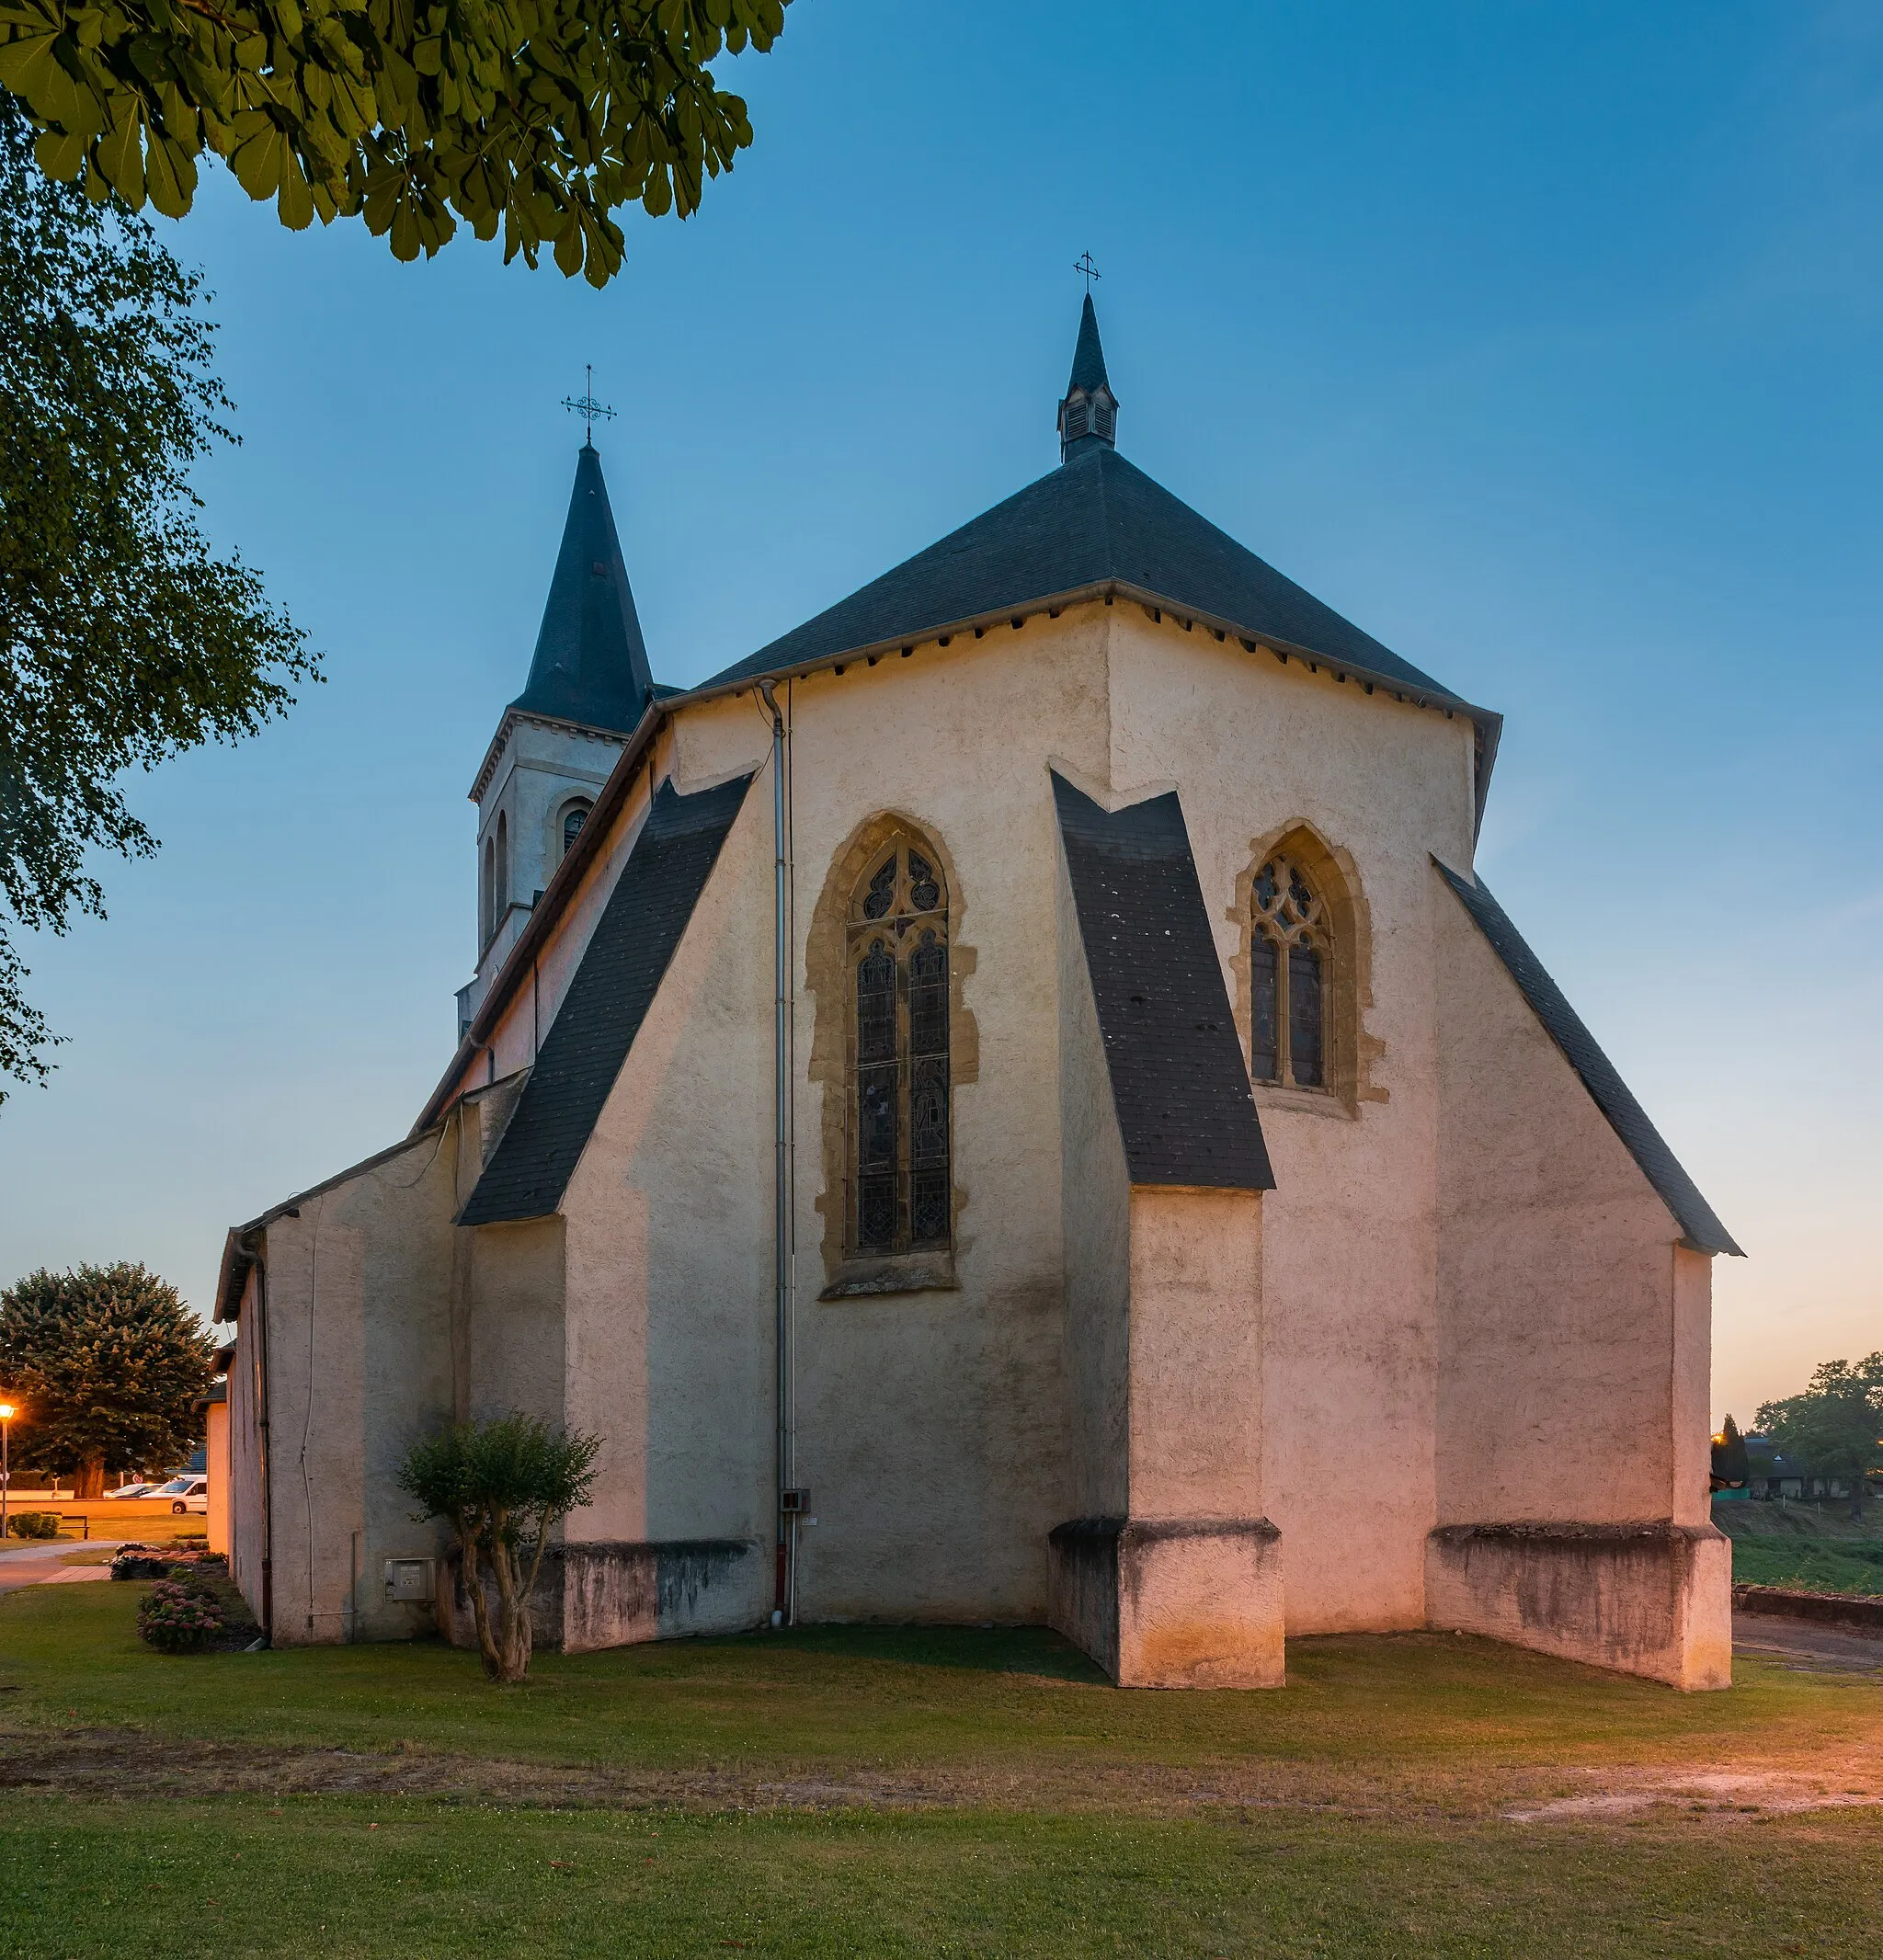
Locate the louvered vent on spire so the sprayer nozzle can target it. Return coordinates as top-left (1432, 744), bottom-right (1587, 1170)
top-left (1058, 294), bottom-right (1118, 462)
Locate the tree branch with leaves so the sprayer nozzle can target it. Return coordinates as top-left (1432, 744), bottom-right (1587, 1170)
top-left (399, 1412), bottom-right (600, 1683)
top-left (0, 96), bottom-right (314, 1097)
top-left (0, 0), bottom-right (791, 287)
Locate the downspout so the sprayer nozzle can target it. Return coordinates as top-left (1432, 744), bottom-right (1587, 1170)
top-left (759, 679), bottom-right (798, 1624)
top-left (249, 1236), bottom-right (274, 1642)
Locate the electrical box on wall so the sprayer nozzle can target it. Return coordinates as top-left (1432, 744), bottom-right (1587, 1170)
top-left (780, 1488), bottom-right (810, 1513)
top-left (384, 1557), bottom-right (436, 1604)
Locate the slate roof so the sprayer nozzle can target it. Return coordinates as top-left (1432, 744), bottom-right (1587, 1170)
top-left (511, 443), bottom-right (655, 735)
top-left (702, 441), bottom-right (1459, 703)
top-left (1434, 860), bottom-right (1740, 1257)
top-left (1053, 771), bottom-right (1273, 1191)
top-left (459, 774), bottom-right (753, 1225)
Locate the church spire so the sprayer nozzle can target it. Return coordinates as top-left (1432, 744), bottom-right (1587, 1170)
top-left (512, 444), bottom-right (654, 735)
top-left (1058, 293), bottom-right (1119, 463)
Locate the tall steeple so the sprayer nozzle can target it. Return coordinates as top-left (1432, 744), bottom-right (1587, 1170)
top-left (1057, 294), bottom-right (1119, 463)
top-left (511, 443), bottom-right (654, 735)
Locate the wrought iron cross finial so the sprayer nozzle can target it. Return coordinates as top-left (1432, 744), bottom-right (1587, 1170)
top-left (1074, 251), bottom-right (1101, 293)
top-left (562, 364), bottom-right (617, 447)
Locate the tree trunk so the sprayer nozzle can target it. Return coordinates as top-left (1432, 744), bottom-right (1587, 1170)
top-left (491, 1537), bottom-right (533, 1685)
top-left (458, 1528), bottom-right (502, 1680)
top-left (74, 1455), bottom-right (105, 1501)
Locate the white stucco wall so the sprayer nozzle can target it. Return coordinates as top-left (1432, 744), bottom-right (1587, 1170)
top-left (253, 1129), bottom-right (458, 1646)
top-left (1103, 610), bottom-right (1472, 1631)
top-left (1432, 872), bottom-right (1698, 1525)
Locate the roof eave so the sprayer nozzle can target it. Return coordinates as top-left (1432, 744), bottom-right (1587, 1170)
top-left (679, 578), bottom-right (1498, 733)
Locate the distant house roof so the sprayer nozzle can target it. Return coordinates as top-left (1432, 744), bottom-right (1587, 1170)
top-left (510, 442), bottom-right (655, 735)
top-left (702, 441), bottom-right (1463, 710)
top-left (458, 773), bottom-right (753, 1226)
top-left (1053, 771), bottom-right (1273, 1192)
top-left (1434, 860), bottom-right (1740, 1257)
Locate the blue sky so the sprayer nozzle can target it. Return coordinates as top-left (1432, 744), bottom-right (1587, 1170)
top-left (1, 1), bottom-right (1877, 1425)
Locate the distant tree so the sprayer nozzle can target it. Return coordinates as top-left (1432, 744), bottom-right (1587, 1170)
top-left (0, 0), bottom-right (790, 288)
top-left (0, 96), bottom-right (314, 1098)
top-left (399, 1413), bottom-right (600, 1685)
top-left (1712, 1412), bottom-right (1749, 1490)
top-left (0, 1262), bottom-right (217, 1497)
top-left (1757, 1355), bottom-right (1883, 1523)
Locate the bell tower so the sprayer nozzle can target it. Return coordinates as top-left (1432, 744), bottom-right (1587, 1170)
top-left (457, 435), bottom-right (656, 1039)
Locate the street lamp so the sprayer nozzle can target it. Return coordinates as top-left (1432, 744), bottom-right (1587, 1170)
top-left (0, 1403), bottom-right (15, 1544)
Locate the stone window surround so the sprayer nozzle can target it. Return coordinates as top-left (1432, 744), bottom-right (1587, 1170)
top-left (807, 811), bottom-right (979, 1301)
top-left (1226, 821), bottom-right (1385, 1118)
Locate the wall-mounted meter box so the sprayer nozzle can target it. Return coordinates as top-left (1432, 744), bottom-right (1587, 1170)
top-left (384, 1557), bottom-right (437, 1604)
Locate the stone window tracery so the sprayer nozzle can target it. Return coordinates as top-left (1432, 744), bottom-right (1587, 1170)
top-left (847, 838), bottom-right (952, 1257)
top-left (1250, 853), bottom-right (1329, 1089)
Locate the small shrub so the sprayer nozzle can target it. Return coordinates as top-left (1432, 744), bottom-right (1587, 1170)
top-left (137, 1578), bottom-right (224, 1653)
top-left (6, 1511), bottom-right (60, 1540)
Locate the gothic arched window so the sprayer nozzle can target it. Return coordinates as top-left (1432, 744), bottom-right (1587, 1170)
top-left (493, 812), bottom-right (509, 929)
top-left (848, 838), bottom-right (951, 1256)
top-left (1250, 854), bottom-right (1329, 1089)
top-left (480, 837), bottom-right (495, 949)
top-left (561, 800), bottom-right (592, 860)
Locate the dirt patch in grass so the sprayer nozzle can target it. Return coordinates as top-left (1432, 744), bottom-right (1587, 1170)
top-left (5, 1722), bottom-right (1881, 1832)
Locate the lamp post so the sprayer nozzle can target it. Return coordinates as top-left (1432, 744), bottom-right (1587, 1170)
top-left (0, 1403), bottom-right (15, 1544)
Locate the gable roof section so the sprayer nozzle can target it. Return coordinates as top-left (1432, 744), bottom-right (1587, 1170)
top-left (459, 773), bottom-right (753, 1226)
top-left (1054, 771), bottom-right (1273, 1191)
top-left (1434, 860), bottom-right (1740, 1257)
top-left (512, 443), bottom-right (655, 735)
top-left (702, 444), bottom-right (1460, 707)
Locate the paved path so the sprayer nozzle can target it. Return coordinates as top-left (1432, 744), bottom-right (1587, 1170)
top-left (1734, 1609), bottom-right (1883, 1672)
top-left (0, 1540), bottom-right (126, 1595)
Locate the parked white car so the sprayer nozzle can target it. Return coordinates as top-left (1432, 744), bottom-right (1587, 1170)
top-left (147, 1476), bottom-right (208, 1515)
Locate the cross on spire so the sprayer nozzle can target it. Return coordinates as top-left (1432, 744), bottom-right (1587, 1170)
top-left (1074, 251), bottom-right (1101, 294)
top-left (561, 364), bottom-right (617, 448)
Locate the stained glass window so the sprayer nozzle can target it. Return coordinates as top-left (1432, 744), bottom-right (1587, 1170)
top-left (1250, 853), bottom-right (1330, 1090)
top-left (849, 841), bottom-right (953, 1257)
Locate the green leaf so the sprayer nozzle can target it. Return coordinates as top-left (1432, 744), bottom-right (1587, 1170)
top-left (95, 101), bottom-right (147, 204)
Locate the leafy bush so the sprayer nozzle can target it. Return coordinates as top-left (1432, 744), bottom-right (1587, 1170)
top-left (399, 1413), bottom-right (600, 1685)
top-left (6, 1511), bottom-right (59, 1539)
top-left (136, 1578), bottom-right (224, 1653)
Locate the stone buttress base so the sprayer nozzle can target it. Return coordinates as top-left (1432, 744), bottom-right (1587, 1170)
top-left (440, 1538), bottom-right (759, 1654)
top-left (1425, 1521), bottom-right (1732, 1691)
top-left (1047, 1517), bottom-right (1285, 1687)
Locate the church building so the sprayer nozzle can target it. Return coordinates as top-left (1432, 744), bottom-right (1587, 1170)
top-left (214, 299), bottom-right (1740, 1690)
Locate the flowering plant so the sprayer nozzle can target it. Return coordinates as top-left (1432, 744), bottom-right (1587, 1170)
top-left (136, 1578), bottom-right (224, 1653)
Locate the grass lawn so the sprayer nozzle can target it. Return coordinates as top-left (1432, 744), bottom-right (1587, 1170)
top-left (1715, 1500), bottom-right (1883, 1598)
top-left (1, 1581), bottom-right (1880, 1956)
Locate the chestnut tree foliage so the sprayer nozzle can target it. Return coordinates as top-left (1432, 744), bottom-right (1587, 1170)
top-left (0, 1261), bottom-right (218, 1497)
top-left (0, 97), bottom-right (314, 1096)
top-left (0, 0), bottom-right (791, 287)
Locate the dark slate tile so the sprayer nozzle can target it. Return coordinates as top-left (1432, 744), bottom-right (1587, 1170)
top-left (703, 445), bottom-right (1458, 705)
top-left (1434, 859), bottom-right (1740, 1257)
top-left (1054, 772), bottom-right (1273, 1192)
top-left (459, 775), bottom-right (753, 1225)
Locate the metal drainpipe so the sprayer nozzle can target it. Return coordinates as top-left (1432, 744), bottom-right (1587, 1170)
top-left (250, 1239), bottom-right (274, 1642)
top-left (759, 679), bottom-right (797, 1624)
